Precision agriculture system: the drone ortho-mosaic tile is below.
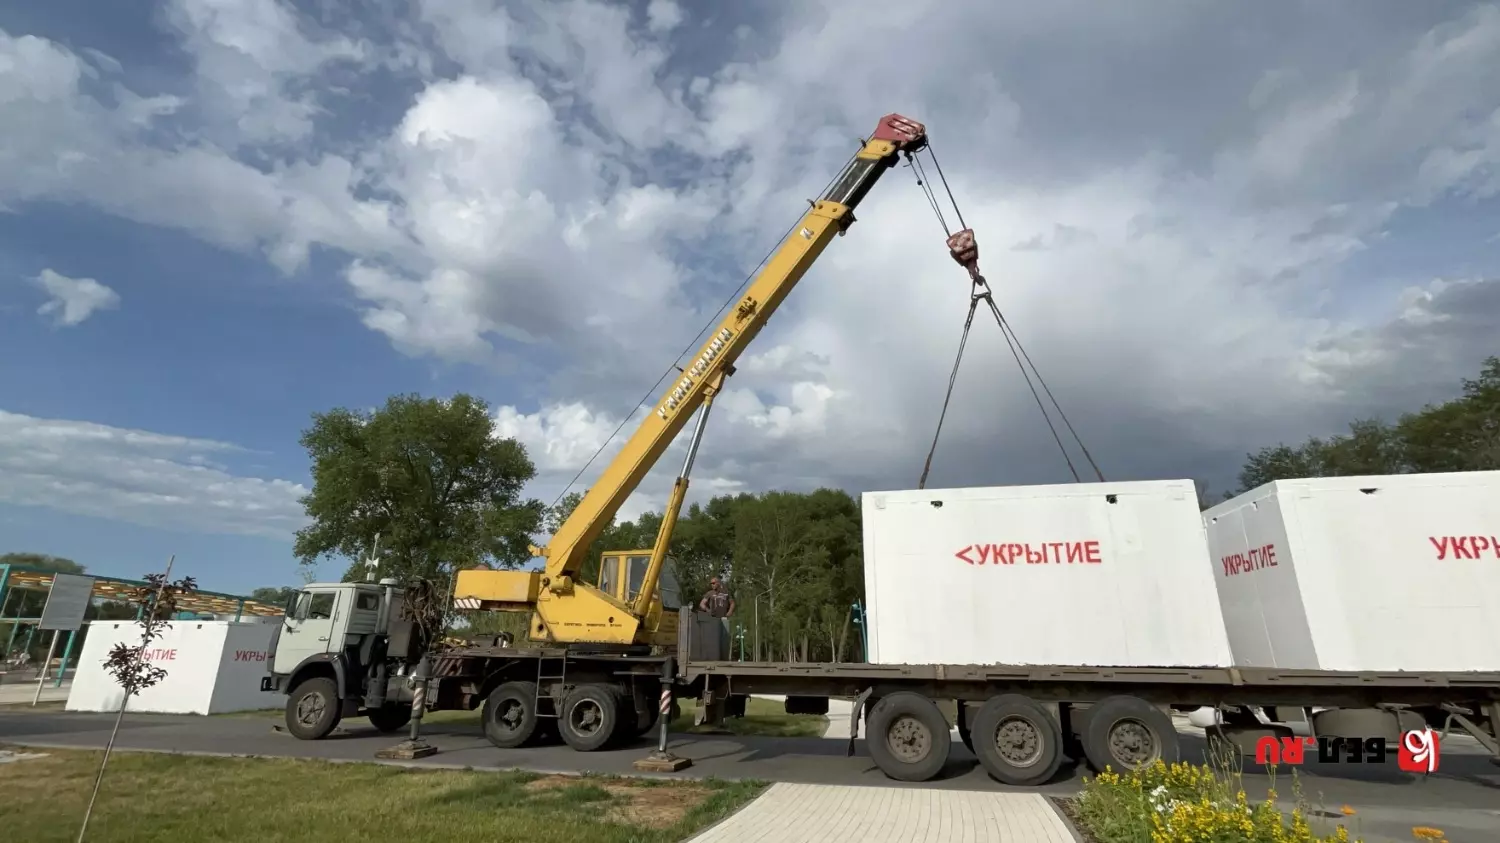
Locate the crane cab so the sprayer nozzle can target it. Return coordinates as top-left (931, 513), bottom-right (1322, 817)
top-left (452, 552), bottom-right (683, 645)
top-left (595, 550), bottom-right (683, 640)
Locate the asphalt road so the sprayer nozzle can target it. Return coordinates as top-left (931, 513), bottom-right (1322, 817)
top-left (4, 709), bottom-right (1500, 841)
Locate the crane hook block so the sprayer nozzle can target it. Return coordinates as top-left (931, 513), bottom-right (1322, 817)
top-left (871, 114), bottom-right (928, 151)
top-left (946, 228), bottom-right (981, 279)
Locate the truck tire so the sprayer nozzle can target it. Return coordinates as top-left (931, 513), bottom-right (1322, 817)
top-left (866, 691), bottom-right (951, 782)
top-left (559, 684), bottom-right (622, 752)
top-left (368, 705), bottom-right (412, 733)
top-left (1082, 695), bottom-right (1179, 773)
top-left (970, 694), bottom-right (1064, 786)
top-left (286, 676), bottom-right (342, 740)
top-left (483, 681), bottom-right (541, 749)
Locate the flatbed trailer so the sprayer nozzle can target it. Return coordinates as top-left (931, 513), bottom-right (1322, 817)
top-left (419, 610), bottom-right (1500, 785)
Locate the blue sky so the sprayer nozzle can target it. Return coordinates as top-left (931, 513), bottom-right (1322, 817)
top-left (2, 1), bottom-right (1498, 597)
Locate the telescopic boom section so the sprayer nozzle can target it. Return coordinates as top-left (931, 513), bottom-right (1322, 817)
top-left (542, 114), bottom-right (926, 581)
top-left (453, 114), bottom-right (925, 645)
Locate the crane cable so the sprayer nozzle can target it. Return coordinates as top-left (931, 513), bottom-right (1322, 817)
top-left (907, 144), bottom-right (1106, 489)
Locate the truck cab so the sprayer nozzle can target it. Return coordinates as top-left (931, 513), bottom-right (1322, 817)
top-left (262, 578), bottom-right (421, 739)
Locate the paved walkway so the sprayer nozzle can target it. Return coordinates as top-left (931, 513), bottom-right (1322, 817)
top-left (687, 782), bottom-right (1077, 843)
top-left (0, 679), bottom-right (71, 706)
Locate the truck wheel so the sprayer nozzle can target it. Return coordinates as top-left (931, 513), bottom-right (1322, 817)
top-left (1082, 696), bottom-right (1179, 773)
top-left (368, 705), bottom-right (412, 733)
top-left (866, 691), bottom-right (951, 782)
top-left (970, 694), bottom-right (1064, 786)
top-left (559, 684), bottom-right (621, 752)
top-left (286, 677), bottom-right (342, 740)
top-left (483, 681), bottom-right (540, 749)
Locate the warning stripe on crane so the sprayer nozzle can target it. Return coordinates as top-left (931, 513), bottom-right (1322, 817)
top-left (452, 597), bottom-right (482, 610)
top-left (659, 688), bottom-right (672, 715)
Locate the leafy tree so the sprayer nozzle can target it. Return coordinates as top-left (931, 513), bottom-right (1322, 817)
top-left (1236, 356), bottom-right (1500, 491)
top-left (517, 487), bottom-right (862, 661)
top-left (1395, 356), bottom-right (1500, 473)
top-left (250, 586), bottom-right (299, 608)
top-left (669, 494), bottom-right (746, 605)
top-left (293, 393), bottom-right (545, 585)
top-left (0, 552), bottom-right (84, 574)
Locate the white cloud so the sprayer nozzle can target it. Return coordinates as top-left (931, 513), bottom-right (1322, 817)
top-left (4, 1), bottom-right (1500, 534)
top-left (646, 0), bottom-right (685, 34)
top-left (29, 269), bottom-right (120, 327)
top-left (0, 411), bottom-right (307, 538)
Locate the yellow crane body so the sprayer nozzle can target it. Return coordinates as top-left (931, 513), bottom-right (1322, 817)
top-left (455, 114), bottom-right (928, 646)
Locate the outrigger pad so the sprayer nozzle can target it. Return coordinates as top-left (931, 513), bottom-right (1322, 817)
top-left (376, 739), bottom-right (438, 760)
top-left (634, 750), bottom-right (692, 773)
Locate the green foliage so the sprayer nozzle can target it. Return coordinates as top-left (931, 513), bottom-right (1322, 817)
top-left (554, 486), bottom-right (864, 662)
top-left (1076, 759), bottom-right (1357, 842)
top-left (249, 586), bottom-right (298, 607)
top-left (1237, 356), bottom-right (1500, 492)
top-left (0, 553), bottom-right (84, 574)
top-left (293, 393), bottom-right (545, 585)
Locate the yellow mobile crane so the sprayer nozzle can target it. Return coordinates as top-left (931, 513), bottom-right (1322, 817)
top-left (266, 113), bottom-right (1500, 780)
top-left (452, 113), bottom-right (930, 647)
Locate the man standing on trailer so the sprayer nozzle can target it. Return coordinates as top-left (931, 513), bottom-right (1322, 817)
top-left (699, 576), bottom-right (735, 620)
top-left (699, 577), bottom-right (736, 655)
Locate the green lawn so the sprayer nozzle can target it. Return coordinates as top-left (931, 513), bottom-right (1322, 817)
top-left (671, 696), bottom-right (828, 738)
top-left (0, 747), bottom-right (764, 843)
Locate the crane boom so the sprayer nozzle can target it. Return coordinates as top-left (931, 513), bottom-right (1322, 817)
top-left (454, 114), bottom-right (927, 646)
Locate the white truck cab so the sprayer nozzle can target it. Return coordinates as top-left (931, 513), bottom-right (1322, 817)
top-left (262, 578), bottom-right (421, 739)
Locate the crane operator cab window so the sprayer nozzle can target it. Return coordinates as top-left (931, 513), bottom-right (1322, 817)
top-left (598, 553), bottom-right (682, 610)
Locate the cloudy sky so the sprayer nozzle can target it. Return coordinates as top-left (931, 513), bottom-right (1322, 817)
top-left (2, 0), bottom-right (1498, 595)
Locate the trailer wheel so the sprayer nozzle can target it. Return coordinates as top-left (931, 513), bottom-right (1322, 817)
top-left (1082, 696), bottom-right (1179, 773)
top-left (482, 681), bottom-right (540, 749)
top-left (367, 704), bottom-right (412, 733)
top-left (286, 677), bottom-right (342, 740)
top-left (559, 684), bottom-right (622, 752)
top-left (866, 691), bottom-right (951, 782)
top-left (970, 694), bottom-right (1064, 786)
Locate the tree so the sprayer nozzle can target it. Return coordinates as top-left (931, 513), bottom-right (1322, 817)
top-left (0, 552), bottom-right (84, 574)
top-left (1395, 356), bottom-right (1500, 473)
top-left (79, 566), bottom-right (196, 842)
top-left (1236, 357), bottom-right (1500, 491)
top-left (293, 393), bottom-right (545, 585)
top-left (250, 586), bottom-right (298, 608)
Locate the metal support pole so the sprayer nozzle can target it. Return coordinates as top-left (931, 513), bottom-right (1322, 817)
top-left (634, 655), bottom-right (691, 771)
top-left (55, 628), bottom-right (78, 688)
top-left (234, 599), bottom-right (244, 623)
top-left (33, 630), bottom-right (59, 705)
top-left (375, 653), bottom-right (437, 759)
top-left (0, 563), bottom-right (10, 633)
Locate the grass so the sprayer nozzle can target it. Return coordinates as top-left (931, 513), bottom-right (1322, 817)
top-left (670, 696), bottom-right (828, 738)
top-left (1063, 745), bottom-right (1381, 843)
top-left (0, 746), bottom-right (764, 843)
